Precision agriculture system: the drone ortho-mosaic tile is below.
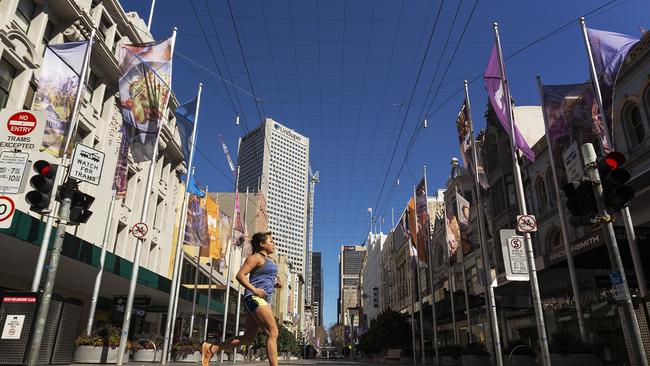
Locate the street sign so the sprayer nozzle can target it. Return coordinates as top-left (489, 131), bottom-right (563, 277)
top-left (563, 142), bottom-right (584, 183)
top-left (131, 222), bottom-right (148, 239)
top-left (516, 214), bottom-right (537, 233)
top-left (0, 109), bottom-right (47, 151)
top-left (0, 196), bottom-right (15, 229)
top-left (69, 144), bottom-right (105, 185)
top-left (610, 271), bottom-right (625, 301)
top-left (1, 315), bottom-right (25, 340)
top-left (499, 229), bottom-right (529, 281)
top-left (0, 151), bottom-right (29, 194)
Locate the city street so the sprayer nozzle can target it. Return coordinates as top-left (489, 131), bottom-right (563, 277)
top-left (71, 361), bottom-right (375, 366)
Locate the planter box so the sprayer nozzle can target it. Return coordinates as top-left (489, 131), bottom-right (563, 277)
top-left (173, 351), bottom-right (202, 362)
top-left (441, 355), bottom-right (462, 365)
top-left (506, 354), bottom-right (535, 366)
top-left (72, 346), bottom-right (129, 364)
top-left (132, 349), bottom-right (162, 362)
top-left (462, 355), bottom-right (490, 366)
top-left (550, 354), bottom-right (602, 366)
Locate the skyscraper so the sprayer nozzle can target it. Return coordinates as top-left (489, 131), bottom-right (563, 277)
top-left (311, 252), bottom-right (323, 326)
top-left (338, 245), bottom-right (366, 328)
top-left (238, 118), bottom-right (310, 312)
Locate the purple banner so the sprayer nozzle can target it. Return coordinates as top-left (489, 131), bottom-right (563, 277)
top-left (184, 194), bottom-right (209, 247)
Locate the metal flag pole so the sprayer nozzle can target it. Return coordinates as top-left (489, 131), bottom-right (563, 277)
top-left (444, 203), bottom-right (459, 345)
top-left (86, 190), bottom-right (117, 335)
top-left (161, 81), bottom-right (202, 363)
top-left (404, 210), bottom-right (417, 366)
top-left (535, 76), bottom-right (587, 341)
top-left (580, 16), bottom-right (648, 306)
top-left (26, 29), bottom-right (95, 366)
top-left (189, 255), bottom-right (201, 337)
top-left (220, 166), bottom-right (241, 365)
top-left (233, 186), bottom-right (250, 363)
top-left (423, 167), bottom-right (440, 366)
top-left (413, 187), bottom-right (426, 365)
top-left (453, 183), bottom-right (473, 344)
top-left (493, 22), bottom-right (550, 366)
top-left (582, 143), bottom-right (648, 365)
top-left (463, 81), bottom-right (503, 366)
top-left (147, 0), bottom-right (156, 30)
top-left (204, 257), bottom-right (213, 341)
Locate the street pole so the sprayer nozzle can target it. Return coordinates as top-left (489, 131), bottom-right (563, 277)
top-left (454, 183), bottom-right (473, 344)
top-left (233, 187), bottom-right (250, 363)
top-left (405, 233), bottom-right (417, 366)
top-left (445, 203), bottom-right (459, 345)
top-left (220, 165), bottom-right (241, 365)
top-left (147, 0), bottom-right (156, 30)
top-left (580, 16), bottom-right (648, 308)
top-left (535, 76), bottom-right (588, 342)
top-left (493, 22), bottom-right (550, 366)
top-left (27, 28), bottom-right (95, 366)
top-left (161, 81), bottom-right (202, 363)
top-left (582, 143), bottom-right (648, 365)
top-left (189, 255), bottom-right (200, 337)
top-left (423, 167), bottom-right (440, 366)
top-left (413, 187), bottom-right (426, 365)
top-left (86, 190), bottom-right (117, 335)
top-left (463, 81), bottom-right (503, 366)
top-left (204, 257), bottom-right (213, 341)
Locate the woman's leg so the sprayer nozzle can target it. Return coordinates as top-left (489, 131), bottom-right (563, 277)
top-left (202, 312), bottom-right (259, 366)
top-left (253, 305), bottom-right (279, 366)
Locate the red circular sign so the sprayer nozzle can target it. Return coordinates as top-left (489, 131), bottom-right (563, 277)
top-left (7, 111), bottom-right (37, 136)
top-left (131, 222), bottom-right (148, 239)
top-left (0, 196), bottom-right (15, 222)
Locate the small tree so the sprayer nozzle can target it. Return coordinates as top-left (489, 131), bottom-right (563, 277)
top-left (278, 325), bottom-right (299, 355)
top-left (358, 310), bottom-right (410, 355)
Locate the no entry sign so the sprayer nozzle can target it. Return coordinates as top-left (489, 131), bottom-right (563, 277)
top-left (0, 109), bottom-right (47, 151)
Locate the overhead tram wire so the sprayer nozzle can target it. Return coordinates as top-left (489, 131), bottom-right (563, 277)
top-left (189, 0), bottom-right (243, 129)
top-left (202, 0), bottom-right (252, 133)
top-left (226, 0), bottom-right (267, 126)
top-left (371, 0), bottom-right (625, 221)
top-left (368, 0), bottom-right (450, 226)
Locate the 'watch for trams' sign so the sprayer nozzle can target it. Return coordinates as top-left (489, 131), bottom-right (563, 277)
top-left (69, 144), bottom-right (105, 185)
top-left (0, 109), bottom-right (47, 151)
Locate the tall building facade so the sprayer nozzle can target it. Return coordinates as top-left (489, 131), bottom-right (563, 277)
top-left (237, 118), bottom-right (310, 311)
top-left (338, 245), bottom-right (366, 342)
top-left (311, 251), bottom-right (323, 326)
top-left (361, 233), bottom-right (386, 324)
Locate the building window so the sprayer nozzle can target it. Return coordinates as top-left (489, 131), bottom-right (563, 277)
top-left (41, 21), bottom-right (54, 56)
top-left (15, 0), bottom-right (35, 33)
top-left (546, 168), bottom-right (556, 206)
top-left (84, 72), bottom-right (98, 103)
top-left (23, 83), bottom-right (35, 109)
top-left (99, 15), bottom-right (111, 41)
top-left (535, 176), bottom-right (548, 210)
top-left (547, 228), bottom-right (562, 250)
top-left (505, 174), bottom-right (516, 208)
top-left (0, 59), bottom-right (17, 109)
top-left (623, 103), bottom-right (645, 145)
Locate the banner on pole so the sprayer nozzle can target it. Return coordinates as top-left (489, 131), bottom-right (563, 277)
top-left (118, 37), bottom-right (173, 162)
top-left (112, 127), bottom-right (129, 199)
top-left (444, 197), bottom-right (461, 265)
top-left (35, 42), bottom-right (89, 157)
top-left (456, 100), bottom-right (489, 189)
top-left (176, 97), bottom-right (198, 165)
top-left (455, 191), bottom-right (478, 256)
top-left (200, 196), bottom-right (222, 259)
top-left (414, 179), bottom-right (428, 263)
top-left (184, 194), bottom-right (209, 247)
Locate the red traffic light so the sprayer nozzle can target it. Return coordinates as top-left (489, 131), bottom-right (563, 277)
top-left (601, 152), bottom-right (625, 170)
top-left (33, 160), bottom-right (56, 178)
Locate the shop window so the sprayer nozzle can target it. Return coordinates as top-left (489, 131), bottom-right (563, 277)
top-left (15, 0), bottom-right (35, 33)
top-left (0, 59), bottom-right (17, 109)
top-left (622, 103), bottom-right (645, 145)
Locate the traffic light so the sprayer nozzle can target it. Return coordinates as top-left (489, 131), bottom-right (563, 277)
top-left (25, 160), bottom-right (58, 213)
top-left (597, 152), bottom-right (635, 210)
top-left (58, 181), bottom-right (94, 224)
top-left (562, 180), bottom-right (598, 227)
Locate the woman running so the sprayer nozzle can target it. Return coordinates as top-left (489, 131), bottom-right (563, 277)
top-left (202, 231), bottom-right (281, 366)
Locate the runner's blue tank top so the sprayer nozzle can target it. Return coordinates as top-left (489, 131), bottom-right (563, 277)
top-left (244, 255), bottom-right (278, 302)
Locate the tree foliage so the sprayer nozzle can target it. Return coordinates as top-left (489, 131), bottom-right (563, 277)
top-left (315, 325), bottom-right (328, 346)
top-left (329, 324), bottom-right (345, 348)
top-left (358, 310), bottom-right (411, 355)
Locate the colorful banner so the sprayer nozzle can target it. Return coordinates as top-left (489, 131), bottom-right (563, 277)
top-left (232, 191), bottom-right (245, 247)
top-left (200, 195), bottom-right (221, 259)
top-left (414, 179), bottom-right (428, 263)
top-left (35, 42), bottom-right (89, 157)
top-left (183, 194), bottom-right (209, 247)
top-left (541, 83), bottom-right (604, 186)
top-left (587, 27), bottom-right (639, 150)
top-left (456, 100), bottom-right (489, 189)
top-left (112, 126), bottom-right (129, 199)
top-left (175, 97), bottom-right (198, 165)
top-left (444, 197), bottom-right (461, 265)
top-left (484, 45), bottom-right (535, 161)
top-left (118, 38), bottom-right (173, 162)
top-left (455, 191), bottom-right (476, 256)
top-left (218, 211), bottom-right (232, 263)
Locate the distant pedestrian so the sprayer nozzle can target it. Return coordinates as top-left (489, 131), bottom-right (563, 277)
top-left (201, 231), bottom-right (282, 366)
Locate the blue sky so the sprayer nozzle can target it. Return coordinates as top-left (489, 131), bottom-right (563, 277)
top-left (121, 0), bottom-right (646, 329)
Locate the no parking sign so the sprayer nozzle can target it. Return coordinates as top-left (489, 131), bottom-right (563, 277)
top-left (0, 195), bottom-right (15, 229)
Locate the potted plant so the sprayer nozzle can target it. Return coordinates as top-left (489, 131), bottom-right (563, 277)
top-left (72, 325), bottom-right (130, 364)
top-left (438, 345), bottom-right (463, 366)
top-left (549, 329), bottom-right (602, 366)
top-left (172, 337), bottom-right (202, 362)
top-left (462, 342), bottom-right (490, 366)
top-left (131, 334), bottom-right (163, 362)
top-left (505, 340), bottom-right (535, 366)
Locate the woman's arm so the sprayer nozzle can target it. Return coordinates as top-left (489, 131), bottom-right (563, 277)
top-left (236, 254), bottom-right (267, 298)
